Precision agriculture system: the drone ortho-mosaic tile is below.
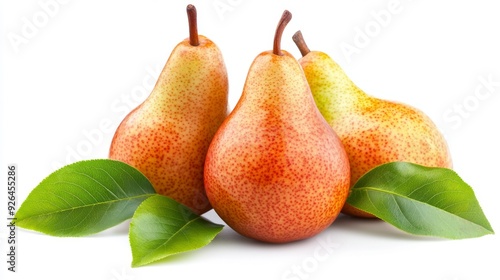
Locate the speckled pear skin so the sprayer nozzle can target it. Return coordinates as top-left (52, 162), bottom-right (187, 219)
top-left (109, 35), bottom-right (228, 215)
top-left (204, 50), bottom-right (350, 243)
top-left (297, 51), bottom-right (452, 218)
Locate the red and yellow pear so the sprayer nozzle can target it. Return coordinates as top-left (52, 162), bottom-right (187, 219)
top-left (204, 11), bottom-right (350, 243)
top-left (292, 31), bottom-right (452, 218)
top-left (109, 5), bottom-right (228, 214)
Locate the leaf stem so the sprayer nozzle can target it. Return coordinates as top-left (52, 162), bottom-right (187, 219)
top-left (292, 30), bottom-right (311, 57)
top-left (187, 4), bottom-right (199, 46)
top-left (273, 10), bottom-right (292, 56)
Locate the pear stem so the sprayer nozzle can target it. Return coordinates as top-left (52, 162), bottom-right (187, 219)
top-left (273, 10), bottom-right (292, 56)
top-left (292, 31), bottom-right (311, 57)
top-left (187, 4), bottom-right (199, 46)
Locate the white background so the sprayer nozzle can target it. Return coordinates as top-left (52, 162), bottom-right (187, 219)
top-left (1, 0), bottom-right (500, 279)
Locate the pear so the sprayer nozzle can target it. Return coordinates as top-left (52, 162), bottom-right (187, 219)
top-left (292, 31), bottom-right (452, 218)
top-left (204, 11), bottom-right (350, 243)
top-left (109, 5), bottom-right (228, 215)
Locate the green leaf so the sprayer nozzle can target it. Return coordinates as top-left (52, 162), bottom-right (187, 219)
top-left (16, 159), bottom-right (156, 236)
top-left (347, 162), bottom-right (494, 239)
top-left (129, 195), bottom-right (223, 267)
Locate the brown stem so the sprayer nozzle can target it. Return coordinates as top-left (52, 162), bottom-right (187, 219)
top-left (186, 4), bottom-right (199, 46)
top-left (292, 30), bottom-right (311, 57)
top-left (273, 10), bottom-right (292, 56)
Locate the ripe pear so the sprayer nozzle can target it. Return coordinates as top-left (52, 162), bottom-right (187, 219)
top-left (292, 31), bottom-right (452, 218)
top-left (204, 11), bottom-right (350, 243)
top-left (109, 5), bottom-right (228, 215)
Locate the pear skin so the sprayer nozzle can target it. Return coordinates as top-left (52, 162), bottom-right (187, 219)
top-left (204, 11), bottom-right (350, 243)
top-left (109, 5), bottom-right (228, 215)
top-left (293, 31), bottom-right (452, 218)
